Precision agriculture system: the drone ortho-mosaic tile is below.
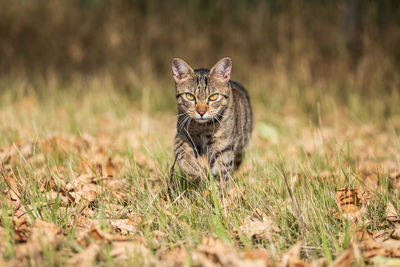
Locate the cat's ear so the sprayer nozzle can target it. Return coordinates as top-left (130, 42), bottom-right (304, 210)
top-left (172, 58), bottom-right (194, 83)
top-left (210, 57), bottom-right (231, 83)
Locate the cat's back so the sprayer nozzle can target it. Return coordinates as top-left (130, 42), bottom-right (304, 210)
top-left (230, 80), bottom-right (250, 100)
top-left (230, 80), bottom-right (253, 133)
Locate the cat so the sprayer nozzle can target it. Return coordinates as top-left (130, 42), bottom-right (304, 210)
top-left (172, 57), bottom-right (253, 183)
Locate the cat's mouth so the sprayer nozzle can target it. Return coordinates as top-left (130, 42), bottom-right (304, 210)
top-left (193, 114), bottom-right (219, 124)
top-left (194, 117), bottom-right (211, 123)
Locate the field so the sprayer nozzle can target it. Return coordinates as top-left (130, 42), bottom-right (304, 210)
top-left (0, 75), bottom-right (399, 266)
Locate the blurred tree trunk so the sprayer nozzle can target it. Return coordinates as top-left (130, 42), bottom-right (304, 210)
top-left (344, 0), bottom-right (362, 67)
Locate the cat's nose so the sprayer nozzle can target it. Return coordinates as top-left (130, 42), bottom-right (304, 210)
top-left (197, 110), bottom-right (206, 116)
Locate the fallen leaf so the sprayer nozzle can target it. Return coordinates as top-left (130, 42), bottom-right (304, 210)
top-left (66, 243), bottom-right (100, 267)
top-left (12, 219), bottom-right (65, 265)
top-left (14, 212), bottom-right (30, 242)
top-left (44, 191), bottom-right (69, 206)
top-left (29, 219), bottom-right (63, 248)
top-left (6, 173), bottom-right (21, 207)
top-left (243, 249), bottom-right (273, 265)
top-left (78, 224), bottom-right (131, 245)
top-left (192, 238), bottom-right (268, 267)
top-left (362, 239), bottom-right (400, 259)
top-left (83, 190), bottom-right (97, 202)
top-left (380, 239), bottom-right (400, 257)
top-left (280, 241), bottom-right (310, 267)
top-left (239, 216), bottom-right (280, 242)
top-left (389, 171), bottom-right (400, 188)
top-left (160, 246), bottom-right (188, 267)
top-left (371, 229), bottom-right (393, 243)
top-left (391, 223), bottom-right (400, 240)
top-left (108, 218), bottom-right (138, 235)
top-left (331, 246), bottom-right (354, 267)
top-left (110, 241), bottom-right (152, 264)
top-left (386, 202), bottom-right (399, 222)
top-left (335, 188), bottom-right (366, 223)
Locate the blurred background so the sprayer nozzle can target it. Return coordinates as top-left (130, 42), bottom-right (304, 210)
top-left (0, 0), bottom-right (399, 98)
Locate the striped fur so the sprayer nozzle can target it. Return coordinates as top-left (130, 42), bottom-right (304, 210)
top-left (172, 57), bottom-right (253, 182)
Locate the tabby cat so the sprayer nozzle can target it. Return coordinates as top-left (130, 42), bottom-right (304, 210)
top-left (172, 57), bottom-right (253, 182)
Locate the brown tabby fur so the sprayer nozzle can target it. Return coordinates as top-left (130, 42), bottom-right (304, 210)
top-left (172, 57), bottom-right (253, 183)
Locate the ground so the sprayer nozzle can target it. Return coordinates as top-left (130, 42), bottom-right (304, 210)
top-left (0, 78), bottom-right (400, 266)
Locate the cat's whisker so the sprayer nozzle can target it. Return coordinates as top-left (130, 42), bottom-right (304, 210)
top-left (179, 118), bottom-right (188, 133)
top-left (178, 115), bottom-right (192, 134)
top-left (177, 115), bottom-right (189, 134)
top-left (216, 113), bottom-right (225, 119)
top-left (214, 116), bottom-right (222, 125)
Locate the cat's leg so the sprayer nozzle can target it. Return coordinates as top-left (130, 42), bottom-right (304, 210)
top-left (174, 135), bottom-right (201, 179)
top-left (208, 144), bottom-right (235, 182)
top-left (234, 151), bottom-right (243, 168)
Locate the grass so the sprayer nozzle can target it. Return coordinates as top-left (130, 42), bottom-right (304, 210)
top-left (0, 76), bottom-right (399, 266)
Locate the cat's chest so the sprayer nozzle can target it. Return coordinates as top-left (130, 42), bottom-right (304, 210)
top-left (192, 133), bottom-right (214, 154)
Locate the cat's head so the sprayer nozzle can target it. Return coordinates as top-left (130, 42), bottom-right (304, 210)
top-left (172, 57), bottom-right (232, 124)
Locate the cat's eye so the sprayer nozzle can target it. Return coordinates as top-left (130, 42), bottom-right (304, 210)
top-left (185, 93), bottom-right (195, 101)
top-left (208, 93), bottom-right (219, 101)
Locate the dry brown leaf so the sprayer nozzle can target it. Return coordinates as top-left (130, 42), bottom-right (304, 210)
top-left (66, 243), bottom-right (100, 267)
top-left (29, 219), bottom-right (63, 247)
top-left (79, 224), bottom-right (132, 245)
top-left (362, 239), bottom-right (400, 259)
top-left (331, 246), bottom-right (354, 267)
top-left (192, 238), bottom-right (268, 267)
top-left (66, 177), bottom-right (99, 205)
top-left (78, 155), bottom-right (122, 178)
top-left (0, 148), bottom-right (12, 164)
top-left (380, 239), bottom-right (400, 257)
top-left (371, 229), bottom-right (392, 243)
top-left (280, 241), bottom-right (310, 267)
top-left (14, 215), bottom-right (30, 242)
top-left (387, 202), bottom-right (399, 222)
top-left (335, 188), bottom-right (366, 223)
top-left (4, 172), bottom-right (32, 242)
top-left (239, 216), bottom-right (280, 242)
top-left (110, 241), bottom-right (152, 264)
top-left (108, 218), bottom-right (138, 235)
top-left (243, 249), bottom-right (274, 265)
top-left (0, 142), bottom-right (33, 167)
top-left (354, 228), bottom-right (373, 243)
top-left (6, 173), bottom-right (21, 207)
top-left (160, 246), bottom-right (188, 267)
top-left (149, 230), bottom-right (167, 249)
top-left (310, 257), bottom-right (326, 267)
top-left (66, 174), bottom-right (95, 192)
top-left (44, 191), bottom-right (69, 206)
top-left (83, 190), bottom-right (97, 202)
top-left (104, 157), bottom-right (120, 177)
top-left (12, 220), bottom-right (65, 265)
top-left (391, 223), bottom-right (400, 240)
top-left (363, 239), bottom-right (386, 259)
top-left (390, 171), bottom-right (400, 188)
